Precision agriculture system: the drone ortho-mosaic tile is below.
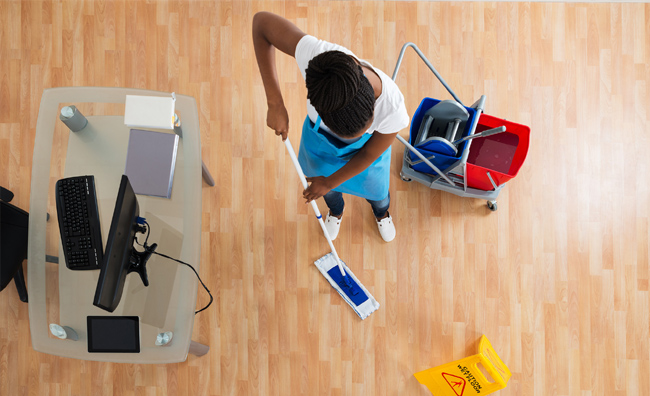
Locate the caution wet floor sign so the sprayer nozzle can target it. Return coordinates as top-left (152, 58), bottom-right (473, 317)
top-left (414, 335), bottom-right (511, 396)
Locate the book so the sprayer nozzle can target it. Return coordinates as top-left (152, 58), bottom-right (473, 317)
top-left (124, 129), bottom-right (179, 199)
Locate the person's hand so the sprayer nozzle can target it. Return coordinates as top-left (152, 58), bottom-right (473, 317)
top-left (267, 103), bottom-right (289, 140)
top-left (303, 176), bottom-right (333, 202)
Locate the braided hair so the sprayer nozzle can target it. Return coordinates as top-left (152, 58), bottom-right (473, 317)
top-left (305, 51), bottom-right (375, 138)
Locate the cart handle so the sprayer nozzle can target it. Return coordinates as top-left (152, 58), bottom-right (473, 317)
top-left (391, 42), bottom-right (464, 106)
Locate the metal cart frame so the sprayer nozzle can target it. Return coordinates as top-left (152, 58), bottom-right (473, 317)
top-left (391, 43), bottom-right (505, 211)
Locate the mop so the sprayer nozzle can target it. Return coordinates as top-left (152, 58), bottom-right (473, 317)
top-left (283, 138), bottom-right (380, 320)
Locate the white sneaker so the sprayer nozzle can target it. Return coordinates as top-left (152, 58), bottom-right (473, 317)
top-left (324, 212), bottom-right (342, 241)
top-left (376, 213), bottom-right (396, 242)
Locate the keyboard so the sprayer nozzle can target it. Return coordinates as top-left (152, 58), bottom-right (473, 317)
top-left (55, 176), bottom-right (104, 270)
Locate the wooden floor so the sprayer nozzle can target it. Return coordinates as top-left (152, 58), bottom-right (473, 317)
top-left (1, 1), bottom-right (649, 395)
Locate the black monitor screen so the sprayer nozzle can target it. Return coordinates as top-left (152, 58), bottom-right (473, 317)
top-left (93, 175), bottom-right (139, 312)
top-left (87, 316), bottom-right (140, 353)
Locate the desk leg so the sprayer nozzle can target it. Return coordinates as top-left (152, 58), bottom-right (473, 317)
top-left (201, 160), bottom-right (215, 187)
top-left (189, 340), bottom-right (210, 356)
top-left (14, 263), bottom-right (28, 303)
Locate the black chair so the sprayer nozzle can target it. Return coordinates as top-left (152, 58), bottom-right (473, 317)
top-left (0, 186), bottom-right (29, 302)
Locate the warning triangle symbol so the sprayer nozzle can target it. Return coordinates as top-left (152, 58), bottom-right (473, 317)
top-left (441, 372), bottom-right (466, 396)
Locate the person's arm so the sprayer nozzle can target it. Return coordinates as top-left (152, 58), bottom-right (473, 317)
top-left (252, 12), bottom-right (306, 140)
top-left (303, 131), bottom-right (398, 202)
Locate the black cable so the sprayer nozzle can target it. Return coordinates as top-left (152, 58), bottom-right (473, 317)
top-left (143, 220), bottom-right (151, 248)
top-left (149, 250), bottom-right (213, 314)
top-left (135, 221), bottom-right (213, 314)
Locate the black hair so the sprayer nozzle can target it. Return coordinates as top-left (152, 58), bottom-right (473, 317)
top-left (305, 51), bottom-right (375, 137)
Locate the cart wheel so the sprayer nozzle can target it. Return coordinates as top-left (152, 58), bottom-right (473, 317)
top-left (487, 200), bottom-right (497, 211)
top-left (400, 172), bottom-right (412, 182)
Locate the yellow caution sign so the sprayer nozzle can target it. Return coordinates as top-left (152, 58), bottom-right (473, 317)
top-left (414, 335), bottom-right (511, 395)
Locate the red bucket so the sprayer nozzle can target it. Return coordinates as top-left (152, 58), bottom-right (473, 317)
top-left (465, 114), bottom-right (530, 191)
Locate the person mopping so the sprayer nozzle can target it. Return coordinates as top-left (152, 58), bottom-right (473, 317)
top-left (253, 12), bottom-right (410, 243)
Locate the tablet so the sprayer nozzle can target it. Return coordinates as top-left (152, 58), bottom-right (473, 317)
top-left (87, 316), bottom-right (140, 353)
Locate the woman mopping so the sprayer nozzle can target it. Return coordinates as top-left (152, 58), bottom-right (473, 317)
top-left (253, 12), bottom-right (409, 242)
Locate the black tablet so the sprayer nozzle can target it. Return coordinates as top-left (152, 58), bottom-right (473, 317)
top-left (87, 316), bottom-right (140, 353)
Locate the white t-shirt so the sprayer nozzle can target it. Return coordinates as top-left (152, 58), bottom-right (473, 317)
top-left (295, 35), bottom-right (410, 136)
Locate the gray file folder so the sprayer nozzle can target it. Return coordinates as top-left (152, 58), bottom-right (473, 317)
top-left (124, 129), bottom-right (179, 198)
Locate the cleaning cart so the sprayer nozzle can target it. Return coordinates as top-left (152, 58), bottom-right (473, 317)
top-left (391, 43), bottom-right (530, 211)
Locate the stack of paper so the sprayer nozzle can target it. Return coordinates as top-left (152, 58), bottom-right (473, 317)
top-left (124, 95), bottom-right (175, 130)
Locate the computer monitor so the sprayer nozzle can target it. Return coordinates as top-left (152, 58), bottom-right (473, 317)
top-left (93, 175), bottom-right (156, 312)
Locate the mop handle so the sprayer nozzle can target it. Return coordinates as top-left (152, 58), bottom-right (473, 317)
top-left (283, 138), bottom-right (347, 278)
top-left (453, 126), bottom-right (506, 145)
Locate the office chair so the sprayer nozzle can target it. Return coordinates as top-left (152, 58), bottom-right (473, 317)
top-left (1, 186), bottom-right (29, 302)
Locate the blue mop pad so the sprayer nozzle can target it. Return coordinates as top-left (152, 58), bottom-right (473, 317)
top-left (314, 253), bottom-right (380, 320)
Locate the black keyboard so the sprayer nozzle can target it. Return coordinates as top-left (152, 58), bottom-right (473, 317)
top-left (55, 176), bottom-right (104, 270)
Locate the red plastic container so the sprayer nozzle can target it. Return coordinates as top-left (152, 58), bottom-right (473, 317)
top-left (465, 114), bottom-right (530, 191)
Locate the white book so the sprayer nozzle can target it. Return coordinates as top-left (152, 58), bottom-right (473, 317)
top-left (124, 94), bottom-right (175, 130)
top-left (124, 129), bottom-right (179, 199)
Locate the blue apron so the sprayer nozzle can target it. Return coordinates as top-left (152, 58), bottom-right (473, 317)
top-left (298, 116), bottom-right (391, 201)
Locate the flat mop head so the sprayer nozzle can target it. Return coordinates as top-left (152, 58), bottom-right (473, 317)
top-left (314, 253), bottom-right (380, 320)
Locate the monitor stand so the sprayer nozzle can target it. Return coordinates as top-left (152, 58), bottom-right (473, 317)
top-left (128, 227), bottom-right (157, 287)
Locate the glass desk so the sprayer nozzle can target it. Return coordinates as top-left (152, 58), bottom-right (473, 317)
top-left (28, 87), bottom-right (207, 363)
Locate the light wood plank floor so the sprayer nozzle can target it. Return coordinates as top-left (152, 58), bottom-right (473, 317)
top-left (1, 1), bottom-right (649, 395)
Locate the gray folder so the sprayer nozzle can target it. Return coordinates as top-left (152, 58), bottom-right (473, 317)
top-left (124, 129), bottom-right (179, 199)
